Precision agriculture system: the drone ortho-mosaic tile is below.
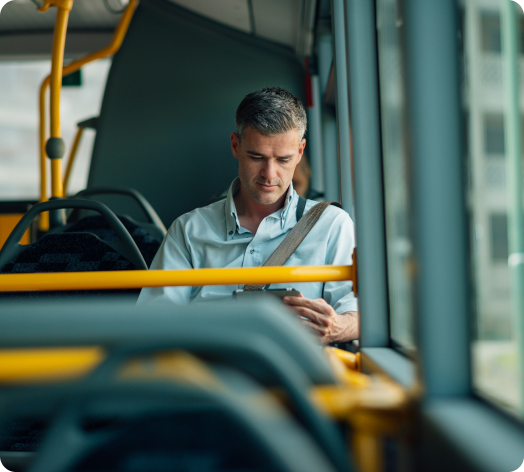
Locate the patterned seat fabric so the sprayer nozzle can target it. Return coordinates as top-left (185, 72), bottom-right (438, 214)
top-left (0, 232), bottom-right (139, 299)
top-left (64, 215), bottom-right (161, 268)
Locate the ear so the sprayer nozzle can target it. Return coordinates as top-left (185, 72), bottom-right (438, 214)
top-left (231, 132), bottom-right (240, 160)
top-left (297, 138), bottom-right (306, 164)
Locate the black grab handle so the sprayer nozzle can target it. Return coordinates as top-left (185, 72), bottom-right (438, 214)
top-left (0, 199), bottom-right (147, 271)
top-left (70, 186), bottom-right (166, 235)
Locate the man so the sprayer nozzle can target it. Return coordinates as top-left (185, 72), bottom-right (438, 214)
top-left (137, 87), bottom-right (358, 344)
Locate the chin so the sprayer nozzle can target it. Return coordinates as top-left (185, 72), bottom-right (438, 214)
top-left (253, 195), bottom-right (278, 205)
top-left (246, 185), bottom-right (280, 205)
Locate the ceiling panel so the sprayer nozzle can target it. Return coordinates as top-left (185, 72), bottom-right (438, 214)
top-left (0, 0), bottom-right (120, 32)
top-left (168, 0), bottom-right (251, 33)
top-left (0, 0), bottom-right (308, 55)
top-left (252, 0), bottom-right (301, 50)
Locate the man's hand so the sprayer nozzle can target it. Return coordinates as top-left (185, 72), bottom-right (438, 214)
top-left (283, 295), bottom-right (359, 344)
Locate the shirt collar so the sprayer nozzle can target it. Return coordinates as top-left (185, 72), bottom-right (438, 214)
top-left (224, 178), bottom-right (298, 240)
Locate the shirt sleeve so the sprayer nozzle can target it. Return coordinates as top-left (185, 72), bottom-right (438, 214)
top-left (322, 210), bottom-right (358, 314)
top-left (136, 220), bottom-right (193, 306)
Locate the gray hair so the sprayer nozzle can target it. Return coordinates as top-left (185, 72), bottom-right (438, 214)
top-left (235, 87), bottom-right (307, 141)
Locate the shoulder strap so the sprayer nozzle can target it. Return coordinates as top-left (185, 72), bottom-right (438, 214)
top-left (296, 196), bottom-right (307, 222)
top-left (243, 200), bottom-right (341, 290)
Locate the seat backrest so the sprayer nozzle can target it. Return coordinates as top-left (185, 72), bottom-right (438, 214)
top-left (87, 0), bottom-right (305, 226)
top-left (63, 215), bottom-right (161, 268)
top-left (0, 300), bottom-right (352, 472)
top-left (0, 233), bottom-right (139, 299)
top-left (1, 377), bottom-right (342, 472)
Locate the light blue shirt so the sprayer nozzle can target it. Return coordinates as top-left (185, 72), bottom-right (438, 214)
top-left (137, 178), bottom-right (357, 313)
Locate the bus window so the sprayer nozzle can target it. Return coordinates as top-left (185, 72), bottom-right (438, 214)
top-left (0, 59), bottom-right (110, 200)
top-left (465, 0), bottom-right (522, 414)
top-left (376, 0), bottom-right (415, 352)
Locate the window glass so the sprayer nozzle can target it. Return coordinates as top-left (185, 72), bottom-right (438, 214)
top-left (480, 11), bottom-right (524, 53)
top-left (481, 12), bottom-right (503, 53)
top-left (484, 113), bottom-right (505, 155)
top-left (465, 1), bottom-right (521, 413)
top-left (0, 59), bottom-right (111, 200)
top-left (376, 0), bottom-right (415, 351)
top-left (490, 213), bottom-right (509, 262)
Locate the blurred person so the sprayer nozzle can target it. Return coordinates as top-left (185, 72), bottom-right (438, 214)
top-left (292, 153), bottom-right (324, 200)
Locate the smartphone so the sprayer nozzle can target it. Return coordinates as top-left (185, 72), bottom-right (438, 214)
top-left (233, 288), bottom-right (302, 302)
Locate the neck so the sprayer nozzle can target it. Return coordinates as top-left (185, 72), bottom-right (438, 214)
top-left (234, 183), bottom-right (288, 232)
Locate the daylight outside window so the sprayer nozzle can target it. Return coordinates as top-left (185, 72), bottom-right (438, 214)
top-left (376, 0), bottom-right (416, 352)
top-left (465, 0), bottom-right (523, 414)
top-left (0, 59), bottom-right (111, 201)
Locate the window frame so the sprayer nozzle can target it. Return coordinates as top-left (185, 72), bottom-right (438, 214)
top-left (340, 0), bottom-right (524, 469)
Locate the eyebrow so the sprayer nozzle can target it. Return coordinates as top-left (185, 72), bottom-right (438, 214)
top-left (246, 151), bottom-right (294, 159)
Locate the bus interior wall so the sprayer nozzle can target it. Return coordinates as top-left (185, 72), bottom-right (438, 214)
top-left (87, 0), bottom-right (306, 226)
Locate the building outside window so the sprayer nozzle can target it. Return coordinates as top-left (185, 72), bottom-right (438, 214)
top-left (466, 0), bottom-right (522, 413)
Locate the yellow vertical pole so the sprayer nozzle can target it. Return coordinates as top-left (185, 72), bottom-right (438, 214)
top-left (47, 4), bottom-right (71, 200)
top-left (34, 0), bottom-right (74, 228)
top-left (38, 79), bottom-right (50, 231)
top-left (37, 0), bottom-right (138, 231)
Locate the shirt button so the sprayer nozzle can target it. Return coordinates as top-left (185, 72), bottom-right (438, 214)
top-left (250, 249), bottom-right (255, 254)
top-left (229, 231), bottom-right (233, 235)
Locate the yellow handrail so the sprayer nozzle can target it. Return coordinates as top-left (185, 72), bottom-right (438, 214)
top-left (0, 347), bottom-right (104, 384)
top-left (49, 0), bottom-right (74, 201)
top-left (37, 0), bottom-right (75, 229)
top-left (0, 265), bottom-right (354, 292)
top-left (38, 0), bottom-right (139, 230)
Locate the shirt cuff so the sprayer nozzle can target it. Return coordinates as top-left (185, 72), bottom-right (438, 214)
top-left (334, 297), bottom-right (358, 314)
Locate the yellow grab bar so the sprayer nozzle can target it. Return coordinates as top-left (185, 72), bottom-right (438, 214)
top-left (38, 0), bottom-right (139, 230)
top-left (0, 347), bottom-right (104, 384)
top-left (0, 265), bottom-right (354, 292)
top-left (47, 0), bottom-right (74, 200)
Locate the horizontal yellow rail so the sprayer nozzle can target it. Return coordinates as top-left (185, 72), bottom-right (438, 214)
top-left (0, 347), bottom-right (104, 384)
top-left (0, 265), bottom-right (353, 292)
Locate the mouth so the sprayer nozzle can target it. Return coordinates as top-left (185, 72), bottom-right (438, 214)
top-left (256, 182), bottom-right (278, 190)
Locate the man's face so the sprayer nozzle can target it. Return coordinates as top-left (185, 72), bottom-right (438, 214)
top-left (230, 126), bottom-right (306, 205)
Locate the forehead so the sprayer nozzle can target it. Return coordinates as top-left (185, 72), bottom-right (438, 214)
top-left (241, 127), bottom-right (301, 148)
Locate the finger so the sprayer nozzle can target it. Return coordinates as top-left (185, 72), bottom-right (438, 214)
top-left (294, 306), bottom-right (330, 327)
top-left (300, 319), bottom-right (327, 337)
top-left (283, 295), bottom-right (304, 304)
top-left (283, 297), bottom-right (331, 314)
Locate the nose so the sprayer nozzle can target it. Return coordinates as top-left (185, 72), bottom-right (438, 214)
top-left (261, 159), bottom-right (278, 182)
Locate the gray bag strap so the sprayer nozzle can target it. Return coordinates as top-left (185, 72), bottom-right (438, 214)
top-left (243, 199), bottom-right (341, 291)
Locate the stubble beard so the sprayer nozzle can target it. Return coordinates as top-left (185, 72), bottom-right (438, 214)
top-left (247, 181), bottom-right (283, 205)
top-left (240, 172), bottom-right (284, 205)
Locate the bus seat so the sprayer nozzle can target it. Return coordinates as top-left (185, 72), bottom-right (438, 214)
top-left (62, 215), bottom-right (161, 268)
top-left (53, 186), bottom-right (167, 267)
top-left (87, 0), bottom-right (305, 226)
top-left (68, 186), bottom-right (167, 241)
top-left (0, 200), bottom-right (147, 299)
top-left (0, 374), bottom-right (342, 472)
top-left (0, 299), bottom-right (352, 472)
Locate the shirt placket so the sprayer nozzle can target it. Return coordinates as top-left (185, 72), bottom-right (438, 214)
top-left (242, 216), bottom-right (275, 267)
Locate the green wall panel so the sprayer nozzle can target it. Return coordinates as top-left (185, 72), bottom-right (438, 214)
top-left (88, 0), bottom-right (305, 226)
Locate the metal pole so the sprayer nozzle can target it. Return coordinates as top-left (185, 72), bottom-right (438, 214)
top-left (501, 0), bottom-right (524, 416)
top-left (307, 75), bottom-right (325, 194)
top-left (317, 32), bottom-right (341, 202)
top-left (331, 0), bottom-right (354, 217)
top-left (345, 0), bottom-right (389, 348)
top-left (404, 0), bottom-right (470, 397)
